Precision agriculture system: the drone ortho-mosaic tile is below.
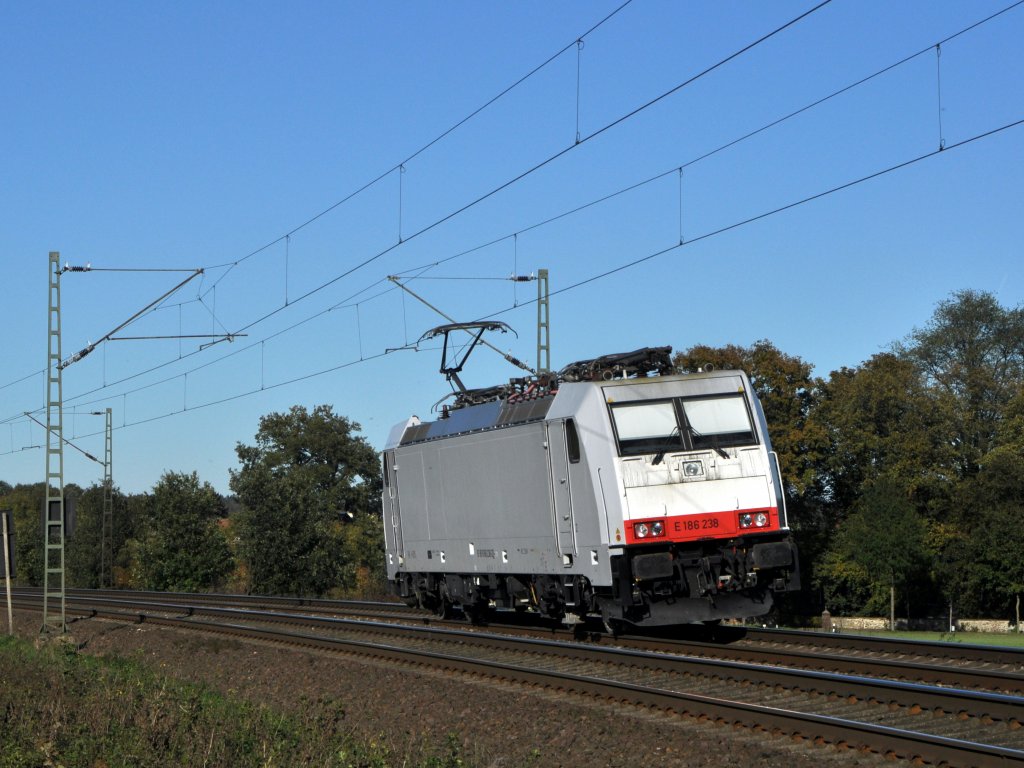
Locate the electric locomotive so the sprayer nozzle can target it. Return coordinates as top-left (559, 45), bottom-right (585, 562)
top-left (381, 345), bottom-right (800, 627)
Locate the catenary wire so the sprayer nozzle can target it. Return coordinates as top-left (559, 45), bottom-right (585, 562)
top-left (199, 0), bottom-right (636, 287)
top-left (2, 116), bottom-right (1018, 459)
top-left (485, 119), bottom-right (1024, 314)
top-left (2, 2), bottom-right (1020, 440)
top-left (3, 0), bottom-right (1019, 399)
top-left (221, 2), bottom-right (833, 338)
top-left (16, 0), bottom-right (998, 398)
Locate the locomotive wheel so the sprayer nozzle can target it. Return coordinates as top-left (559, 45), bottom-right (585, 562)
top-left (434, 597), bottom-right (454, 619)
top-left (572, 620), bottom-right (591, 641)
top-left (463, 601), bottom-right (489, 625)
top-left (602, 616), bottom-right (625, 637)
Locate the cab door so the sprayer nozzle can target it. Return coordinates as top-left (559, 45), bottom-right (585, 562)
top-left (546, 420), bottom-right (578, 560)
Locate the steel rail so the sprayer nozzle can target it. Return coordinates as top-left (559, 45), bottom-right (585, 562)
top-left (34, 587), bottom-right (1024, 668)
top-left (17, 588), bottom-right (1023, 695)
top-left (608, 633), bottom-right (1024, 695)
top-left (181, 620), bottom-right (1024, 768)
top-left (21, 587), bottom-right (1024, 668)
top-left (13, 598), bottom-right (1023, 768)
top-left (13, 595), bottom-right (1024, 727)
top-left (15, 587), bottom-right (406, 613)
top-left (11, 587), bottom-right (417, 620)
top-left (730, 625), bottom-right (1024, 667)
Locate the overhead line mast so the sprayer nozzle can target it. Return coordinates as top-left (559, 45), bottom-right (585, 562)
top-left (100, 407), bottom-right (112, 588)
top-left (42, 252), bottom-right (66, 634)
top-left (41, 255), bottom-right (219, 632)
top-left (537, 268), bottom-right (550, 375)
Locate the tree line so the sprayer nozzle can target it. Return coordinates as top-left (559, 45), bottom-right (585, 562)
top-left (1, 289), bottom-right (1020, 624)
top-left (0, 405), bottom-right (384, 598)
top-left (675, 289), bottom-right (1024, 624)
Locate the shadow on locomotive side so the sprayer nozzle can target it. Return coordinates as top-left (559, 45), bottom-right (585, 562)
top-left (381, 346), bottom-right (800, 630)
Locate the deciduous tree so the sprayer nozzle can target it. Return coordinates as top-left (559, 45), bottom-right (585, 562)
top-left (136, 471), bottom-right (233, 592)
top-left (230, 405), bottom-right (382, 597)
top-left (0, 483), bottom-right (44, 585)
top-left (818, 477), bottom-right (930, 627)
top-left (948, 388), bottom-right (1024, 619)
top-left (899, 289), bottom-right (1024, 478)
top-left (812, 353), bottom-right (955, 517)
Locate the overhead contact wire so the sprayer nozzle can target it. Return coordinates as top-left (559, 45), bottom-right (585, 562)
top-left (8, 114), bottom-right (1014, 456)
top-left (200, 0), bottom-right (635, 292)
top-left (227, 1), bottom-right (832, 339)
top-left (5, 2), bottom-right (1019, 433)
top-left (485, 119), bottom-right (1024, 313)
top-left (3, 0), bottom-right (1019, 401)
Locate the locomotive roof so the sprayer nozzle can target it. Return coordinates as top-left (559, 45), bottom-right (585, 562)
top-left (386, 367), bottom-right (751, 450)
top-left (395, 392), bottom-right (555, 447)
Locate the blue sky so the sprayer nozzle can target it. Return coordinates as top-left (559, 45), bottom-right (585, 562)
top-left (2, 1), bottom-right (1021, 495)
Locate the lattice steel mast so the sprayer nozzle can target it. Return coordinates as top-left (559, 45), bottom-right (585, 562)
top-left (536, 268), bottom-right (550, 375)
top-left (42, 252), bottom-right (66, 634)
top-left (101, 407), bottom-right (113, 588)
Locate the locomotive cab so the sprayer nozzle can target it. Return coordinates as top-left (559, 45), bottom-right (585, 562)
top-left (556, 369), bottom-right (800, 625)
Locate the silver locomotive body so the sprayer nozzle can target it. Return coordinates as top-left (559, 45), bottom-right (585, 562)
top-left (382, 367), bottom-right (800, 626)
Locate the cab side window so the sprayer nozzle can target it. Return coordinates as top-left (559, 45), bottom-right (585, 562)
top-left (565, 419), bottom-right (581, 464)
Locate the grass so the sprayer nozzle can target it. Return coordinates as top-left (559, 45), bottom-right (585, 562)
top-left (843, 629), bottom-right (1024, 648)
top-left (0, 635), bottom-right (467, 768)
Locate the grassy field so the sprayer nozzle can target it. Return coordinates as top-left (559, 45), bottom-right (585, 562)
top-left (0, 636), bottom-right (465, 768)
top-left (840, 629), bottom-right (1024, 648)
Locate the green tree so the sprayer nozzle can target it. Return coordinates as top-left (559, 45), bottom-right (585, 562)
top-left (115, 492), bottom-right (151, 587)
top-left (66, 483), bottom-right (103, 588)
top-left (899, 289), bottom-right (1024, 478)
top-left (0, 483), bottom-right (44, 585)
top-left (895, 291), bottom-right (1024, 617)
top-left (819, 477), bottom-right (930, 627)
top-left (230, 405), bottom-right (382, 597)
top-left (136, 472), bottom-right (233, 592)
top-left (947, 388), bottom-right (1024, 619)
top-left (814, 549), bottom-right (874, 616)
top-left (812, 353), bottom-right (955, 517)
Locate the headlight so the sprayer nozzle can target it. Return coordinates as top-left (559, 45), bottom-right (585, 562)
top-left (739, 512), bottom-right (769, 529)
top-left (633, 520), bottom-right (666, 539)
top-left (682, 460), bottom-right (704, 477)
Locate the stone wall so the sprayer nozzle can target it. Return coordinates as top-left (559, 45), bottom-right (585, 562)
top-left (957, 618), bottom-right (1016, 633)
top-left (825, 615), bottom-right (1019, 633)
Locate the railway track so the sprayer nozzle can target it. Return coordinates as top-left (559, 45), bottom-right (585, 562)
top-left (12, 589), bottom-right (1024, 767)
top-left (15, 587), bottom-right (1024, 694)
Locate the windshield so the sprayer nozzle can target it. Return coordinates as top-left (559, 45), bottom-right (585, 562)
top-left (610, 401), bottom-right (683, 456)
top-left (681, 396), bottom-right (755, 449)
top-left (610, 394), bottom-right (756, 456)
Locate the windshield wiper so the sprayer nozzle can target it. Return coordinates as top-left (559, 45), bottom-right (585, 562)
top-left (651, 425), bottom-right (730, 464)
top-left (652, 425), bottom-right (682, 466)
top-left (687, 423), bottom-right (730, 460)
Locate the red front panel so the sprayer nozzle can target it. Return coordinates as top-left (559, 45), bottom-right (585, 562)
top-left (623, 507), bottom-right (778, 546)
